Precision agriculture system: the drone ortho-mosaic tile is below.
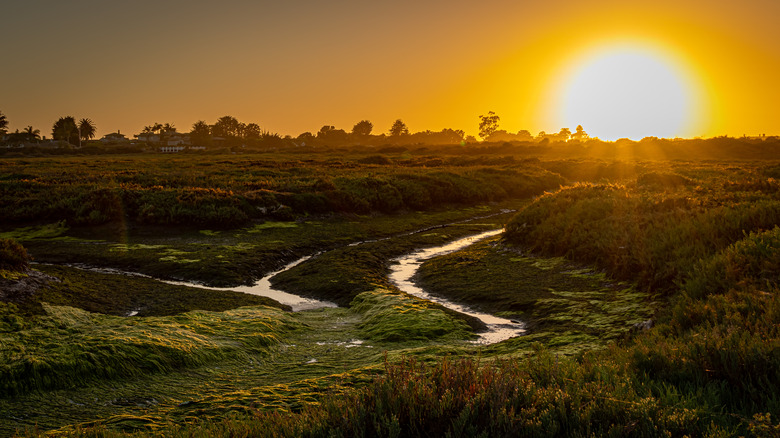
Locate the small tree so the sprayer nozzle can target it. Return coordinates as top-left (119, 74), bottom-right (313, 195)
top-left (389, 119), bottom-right (409, 136)
top-left (243, 123), bottom-right (261, 140)
top-left (52, 116), bottom-right (79, 145)
top-left (0, 111), bottom-right (8, 135)
top-left (352, 120), bottom-right (373, 136)
top-left (478, 111), bottom-right (500, 140)
top-left (572, 125), bottom-right (589, 141)
top-left (78, 118), bottom-right (97, 143)
top-left (190, 120), bottom-right (212, 145)
top-left (213, 116), bottom-right (240, 138)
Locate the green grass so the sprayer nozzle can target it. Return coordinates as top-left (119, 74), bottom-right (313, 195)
top-left (0, 303), bottom-right (301, 397)
top-left (350, 289), bottom-right (475, 343)
top-left (8, 264), bottom-right (288, 317)
top-left (416, 236), bottom-right (657, 353)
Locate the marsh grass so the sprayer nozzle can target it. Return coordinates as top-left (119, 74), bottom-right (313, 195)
top-left (9, 264), bottom-right (288, 317)
top-left (0, 154), bottom-right (564, 229)
top-left (4, 202), bottom-right (526, 288)
top-left (350, 289), bottom-right (474, 343)
top-left (0, 303), bottom-right (300, 397)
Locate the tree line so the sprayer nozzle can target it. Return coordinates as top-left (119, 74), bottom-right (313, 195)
top-left (0, 110), bottom-right (96, 146)
top-left (1, 108), bottom-right (592, 148)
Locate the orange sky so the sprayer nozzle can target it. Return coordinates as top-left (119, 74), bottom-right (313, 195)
top-left (2, 0), bottom-right (779, 140)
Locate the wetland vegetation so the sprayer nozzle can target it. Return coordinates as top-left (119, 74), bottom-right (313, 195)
top-left (1, 146), bottom-right (779, 436)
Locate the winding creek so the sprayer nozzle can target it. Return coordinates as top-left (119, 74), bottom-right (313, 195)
top-left (166, 227), bottom-right (524, 344)
top-left (55, 222), bottom-right (525, 344)
top-left (388, 229), bottom-right (525, 344)
top-left (162, 256), bottom-right (338, 311)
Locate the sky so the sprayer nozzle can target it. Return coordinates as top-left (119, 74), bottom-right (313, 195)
top-left (2, 0), bottom-right (779, 140)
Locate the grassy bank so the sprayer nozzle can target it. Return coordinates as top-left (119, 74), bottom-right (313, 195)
top-left (416, 236), bottom-right (657, 354)
top-left (0, 303), bottom-right (300, 397)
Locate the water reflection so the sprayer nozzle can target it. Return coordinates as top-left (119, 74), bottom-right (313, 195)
top-left (163, 256), bottom-right (337, 311)
top-left (388, 229), bottom-right (525, 344)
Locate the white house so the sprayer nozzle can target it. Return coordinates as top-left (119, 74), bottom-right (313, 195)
top-left (101, 131), bottom-right (129, 144)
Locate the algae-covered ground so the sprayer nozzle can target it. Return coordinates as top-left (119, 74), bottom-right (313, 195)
top-left (416, 237), bottom-right (659, 356)
top-left (0, 200), bottom-right (656, 436)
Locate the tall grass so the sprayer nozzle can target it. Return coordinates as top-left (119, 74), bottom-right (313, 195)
top-left (0, 304), bottom-right (299, 396)
top-left (0, 156), bottom-right (564, 228)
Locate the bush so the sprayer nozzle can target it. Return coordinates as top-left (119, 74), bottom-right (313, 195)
top-left (0, 238), bottom-right (31, 271)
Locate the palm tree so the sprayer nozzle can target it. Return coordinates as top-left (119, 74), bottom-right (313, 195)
top-left (24, 126), bottom-right (40, 142)
top-left (78, 118), bottom-right (97, 145)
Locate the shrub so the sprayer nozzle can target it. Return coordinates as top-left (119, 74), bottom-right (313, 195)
top-left (0, 238), bottom-right (31, 271)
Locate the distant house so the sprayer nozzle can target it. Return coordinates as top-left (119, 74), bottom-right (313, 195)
top-left (135, 131), bottom-right (191, 146)
top-left (101, 131), bottom-right (129, 144)
top-left (166, 133), bottom-right (191, 146)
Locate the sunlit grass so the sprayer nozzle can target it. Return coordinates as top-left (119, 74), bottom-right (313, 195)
top-left (0, 303), bottom-right (301, 396)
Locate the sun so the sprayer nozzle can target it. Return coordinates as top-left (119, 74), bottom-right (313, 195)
top-left (555, 44), bottom-right (699, 140)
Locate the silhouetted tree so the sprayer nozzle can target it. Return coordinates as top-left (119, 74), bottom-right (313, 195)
top-left (352, 120), bottom-right (373, 136)
top-left (213, 116), bottom-right (240, 138)
top-left (23, 126), bottom-right (41, 142)
top-left (0, 111), bottom-right (8, 135)
top-left (389, 119), bottom-right (409, 136)
top-left (478, 111), bottom-right (500, 140)
top-left (78, 118), bottom-right (97, 143)
top-left (558, 127), bottom-right (571, 142)
top-left (243, 123), bottom-right (261, 140)
top-left (409, 128), bottom-right (465, 145)
top-left (572, 125), bottom-right (589, 141)
top-left (52, 116), bottom-right (79, 145)
top-left (517, 130), bottom-right (533, 141)
top-left (317, 125), bottom-right (348, 143)
top-left (190, 120), bottom-right (211, 145)
top-left (296, 132), bottom-right (315, 145)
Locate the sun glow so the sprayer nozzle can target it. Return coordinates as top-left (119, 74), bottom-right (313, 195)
top-left (554, 44), bottom-right (703, 140)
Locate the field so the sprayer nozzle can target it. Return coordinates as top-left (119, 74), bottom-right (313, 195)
top-left (1, 143), bottom-right (779, 437)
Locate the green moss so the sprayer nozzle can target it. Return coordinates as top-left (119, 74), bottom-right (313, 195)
top-left (0, 221), bottom-right (70, 240)
top-left (350, 289), bottom-right (474, 343)
top-left (16, 264), bottom-right (289, 317)
top-left (0, 269), bottom-right (28, 280)
top-left (246, 222), bottom-right (299, 232)
top-left (416, 237), bottom-right (657, 350)
top-left (0, 303), bottom-right (301, 396)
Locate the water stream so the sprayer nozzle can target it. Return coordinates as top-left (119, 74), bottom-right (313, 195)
top-left (388, 229), bottom-right (526, 344)
top-left (50, 213), bottom-right (524, 343)
top-left (162, 256), bottom-right (338, 311)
